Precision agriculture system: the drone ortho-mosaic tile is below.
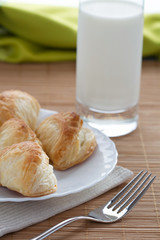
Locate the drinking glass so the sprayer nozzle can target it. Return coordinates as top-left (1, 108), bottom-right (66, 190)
top-left (76, 0), bottom-right (144, 137)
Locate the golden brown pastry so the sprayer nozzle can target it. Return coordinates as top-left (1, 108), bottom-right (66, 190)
top-left (36, 112), bottom-right (97, 170)
top-left (0, 141), bottom-right (57, 197)
top-left (0, 90), bottom-right (40, 130)
top-left (0, 118), bottom-right (41, 150)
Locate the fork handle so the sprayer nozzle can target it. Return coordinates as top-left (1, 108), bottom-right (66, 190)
top-left (30, 216), bottom-right (93, 240)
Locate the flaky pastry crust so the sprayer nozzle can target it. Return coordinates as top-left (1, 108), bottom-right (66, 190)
top-left (36, 112), bottom-right (97, 170)
top-left (0, 141), bottom-right (57, 197)
top-left (0, 118), bottom-right (41, 150)
top-left (0, 90), bottom-right (40, 130)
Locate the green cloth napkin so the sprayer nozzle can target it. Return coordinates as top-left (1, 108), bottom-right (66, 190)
top-left (143, 14), bottom-right (160, 59)
top-left (0, 3), bottom-right (160, 63)
top-left (0, 3), bottom-right (77, 62)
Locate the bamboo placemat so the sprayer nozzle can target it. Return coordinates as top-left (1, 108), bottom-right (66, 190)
top-left (0, 61), bottom-right (159, 239)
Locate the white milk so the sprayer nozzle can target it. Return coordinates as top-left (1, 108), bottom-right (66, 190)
top-left (76, 0), bottom-right (144, 112)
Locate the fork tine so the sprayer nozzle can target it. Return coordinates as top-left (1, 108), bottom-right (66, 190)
top-left (127, 175), bottom-right (156, 211)
top-left (112, 170), bottom-right (148, 210)
top-left (108, 170), bottom-right (144, 206)
top-left (116, 173), bottom-right (153, 213)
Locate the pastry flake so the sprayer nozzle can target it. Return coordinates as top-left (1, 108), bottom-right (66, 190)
top-left (0, 141), bottom-right (57, 197)
top-left (0, 90), bottom-right (40, 130)
top-left (0, 118), bottom-right (41, 150)
top-left (36, 112), bottom-right (97, 170)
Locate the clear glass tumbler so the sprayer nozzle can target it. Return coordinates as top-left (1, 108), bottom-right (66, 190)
top-left (76, 0), bottom-right (144, 137)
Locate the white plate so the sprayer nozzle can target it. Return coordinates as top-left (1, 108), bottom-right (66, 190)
top-left (0, 109), bottom-right (118, 202)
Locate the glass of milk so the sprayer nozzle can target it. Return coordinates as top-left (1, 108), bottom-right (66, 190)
top-left (76, 0), bottom-right (144, 137)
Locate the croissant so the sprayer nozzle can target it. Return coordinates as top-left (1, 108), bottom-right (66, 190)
top-left (36, 112), bottom-right (97, 170)
top-left (0, 141), bottom-right (57, 197)
top-left (0, 118), bottom-right (41, 150)
top-left (0, 90), bottom-right (40, 130)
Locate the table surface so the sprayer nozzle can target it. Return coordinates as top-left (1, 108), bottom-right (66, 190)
top-left (0, 61), bottom-right (159, 239)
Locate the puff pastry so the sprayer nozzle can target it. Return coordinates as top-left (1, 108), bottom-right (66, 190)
top-left (0, 118), bottom-right (41, 150)
top-left (36, 112), bottom-right (97, 170)
top-left (0, 90), bottom-right (40, 130)
top-left (0, 141), bottom-right (57, 197)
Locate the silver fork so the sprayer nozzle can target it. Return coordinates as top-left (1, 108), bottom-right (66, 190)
top-left (31, 170), bottom-right (156, 240)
